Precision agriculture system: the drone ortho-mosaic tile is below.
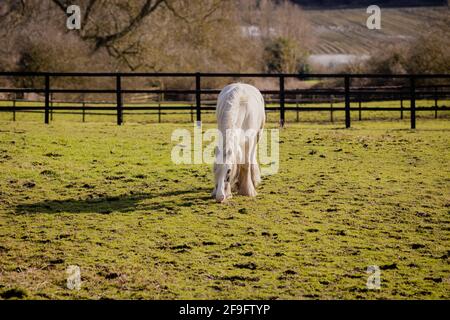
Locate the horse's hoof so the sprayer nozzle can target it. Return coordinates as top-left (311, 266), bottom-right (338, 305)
top-left (216, 194), bottom-right (228, 203)
top-left (238, 189), bottom-right (257, 197)
top-left (248, 191), bottom-right (257, 197)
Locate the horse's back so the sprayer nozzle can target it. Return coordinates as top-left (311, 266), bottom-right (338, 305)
top-left (218, 83), bottom-right (264, 108)
top-left (217, 83), bottom-right (265, 130)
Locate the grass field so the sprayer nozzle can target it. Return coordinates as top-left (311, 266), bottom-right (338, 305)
top-left (308, 7), bottom-right (450, 54)
top-left (0, 117), bottom-right (449, 300)
top-left (0, 98), bottom-right (449, 124)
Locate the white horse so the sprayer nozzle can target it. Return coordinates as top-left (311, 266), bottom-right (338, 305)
top-left (212, 83), bottom-right (265, 203)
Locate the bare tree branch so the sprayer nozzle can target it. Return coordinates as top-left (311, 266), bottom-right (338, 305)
top-left (82, 0), bottom-right (97, 24)
top-left (92, 0), bottom-right (165, 49)
top-left (50, 0), bottom-right (166, 50)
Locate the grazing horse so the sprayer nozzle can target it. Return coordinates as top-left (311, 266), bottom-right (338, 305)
top-left (212, 83), bottom-right (265, 203)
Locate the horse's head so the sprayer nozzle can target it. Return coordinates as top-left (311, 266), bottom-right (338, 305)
top-left (213, 147), bottom-right (235, 203)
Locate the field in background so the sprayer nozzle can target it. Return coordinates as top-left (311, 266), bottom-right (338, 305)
top-left (0, 119), bottom-right (449, 299)
top-left (308, 7), bottom-right (449, 54)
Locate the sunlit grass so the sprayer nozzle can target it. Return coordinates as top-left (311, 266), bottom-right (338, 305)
top-left (0, 99), bottom-right (448, 125)
top-left (0, 119), bottom-right (449, 299)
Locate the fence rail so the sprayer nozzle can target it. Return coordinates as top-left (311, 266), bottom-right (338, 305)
top-left (1, 72), bottom-right (449, 128)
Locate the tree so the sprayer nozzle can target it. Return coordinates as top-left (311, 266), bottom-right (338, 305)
top-left (50, 0), bottom-right (169, 70)
top-left (407, 32), bottom-right (450, 74)
top-left (264, 37), bottom-right (308, 73)
top-left (0, 0), bottom-right (313, 85)
top-left (238, 0), bottom-right (312, 74)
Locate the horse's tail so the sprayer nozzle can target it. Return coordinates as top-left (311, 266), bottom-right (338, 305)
top-left (233, 85), bottom-right (249, 110)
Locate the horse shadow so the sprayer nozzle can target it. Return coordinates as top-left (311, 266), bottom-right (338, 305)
top-left (14, 188), bottom-right (212, 214)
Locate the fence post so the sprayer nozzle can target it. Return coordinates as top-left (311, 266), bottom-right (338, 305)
top-left (330, 95), bottom-right (334, 123)
top-left (410, 76), bottom-right (416, 129)
top-left (195, 73), bottom-right (201, 127)
top-left (190, 104), bottom-right (194, 123)
top-left (434, 86), bottom-right (438, 119)
top-left (296, 94), bottom-right (299, 122)
top-left (44, 74), bottom-right (50, 124)
top-left (116, 75), bottom-right (123, 125)
top-left (345, 75), bottom-right (351, 128)
top-left (12, 99), bottom-right (16, 121)
top-left (358, 93), bottom-right (362, 121)
top-left (82, 101), bottom-right (86, 122)
top-left (50, 93), bottom-right (54, 121)
top-left (158, 102), bottom-right (161, 123)
top-left (279, 75), bottom-right (285, 128)
top-left (400, 97), bottom-right (403, 119)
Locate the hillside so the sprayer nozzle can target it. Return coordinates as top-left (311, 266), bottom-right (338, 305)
top-left (307, 7), bottom-right (450, 54)
top-left (293, 0), bottom-right (448, 9)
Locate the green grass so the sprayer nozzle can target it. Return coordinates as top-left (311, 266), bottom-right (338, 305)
top-left (0, 119), bottom-right (449, 299)
top-left (0, 99), bottom-right (449, 124)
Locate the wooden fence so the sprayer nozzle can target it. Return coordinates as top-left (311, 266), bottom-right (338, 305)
top-left (0, 72), bottom-right (449, 128)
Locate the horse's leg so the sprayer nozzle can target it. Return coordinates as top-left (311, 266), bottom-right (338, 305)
top-left (251, 164), bottom-right (261, 187)
top-left (238, 140), bottom-right (257, 197)
top-left (250, 136), bottom-right (261, 187)
top-left (231, 164), bottom-right (240, 192)
top-left (238, 164), bottom-right (256, 196)
top-left (225, 182), bottom-right (232, 199)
